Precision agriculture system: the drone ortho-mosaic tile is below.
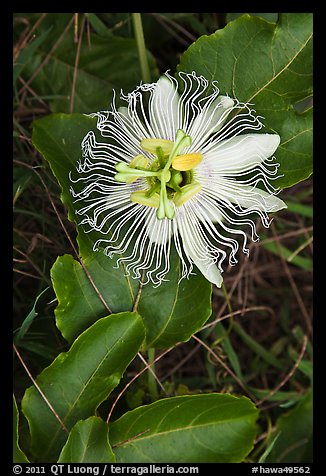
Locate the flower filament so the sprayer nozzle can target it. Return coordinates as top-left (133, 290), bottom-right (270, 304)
top-left (114, 129), bottom-right (202, 220)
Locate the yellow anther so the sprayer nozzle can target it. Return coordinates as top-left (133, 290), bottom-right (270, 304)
top-left (140, 138), bottom-right (174, 156)
top-left (130, 190), bottom-right (160, 208)
top-left (172, 153), bottom-right (203, 171)
top-left (129, 154), bottom-right (149, 169)
top-left (173, 182), bottom-right (202, 207)
top-left (115, 173), bottom-right (138, 184)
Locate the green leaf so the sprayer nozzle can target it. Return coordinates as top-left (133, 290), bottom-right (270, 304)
top-left (248, 387), bottom-right (305, 404)
top-left (265, 389), bottom-right (312, 463)
top-left (18, 341), bottom-right (58, 361)
top-left (13, 27), bottom-right (52, 86)
top-left (212, 322), bottom-right (243, 379)
top-left (50, 253), bottom-right (136, 343)
top-left (32, 113), bottom-right (212, 348)
top-left (21, 311), bottom-right (145, 462)
top-left (84, 14), bottom-right (113, 38)
top-left (32, 113), bottom-right (139, 342)
top-left (260, 233), bottom-right (313, 271)
top-left (258, 433), bottom-right (281, 463)
top-left (58, 417), bottom-right (115, 463)
top-left (32, 113), bottom-right (97, 222)
top-left (137, 247), bottom-right (212, 348)
top-left (178, 13), bottom-right (313, 189)
top-left (232, 322), bottom-right (285, 371)
top-left (13, 395), bottom-right (30, 463)
top-left (226, 13), bottom-right (279, 23)
top-left (109, 393), bottom-right (259, 463)
top-left (51, 247), bottom-right (211, 350)
top-left (22, 15), bottom-right (157, 113)
top-left (288, 346), bottom-right (313, 380)
top-left (14, 287), bottom-right (49, 344)
top-left (286, 200), bottom-right (313, 218)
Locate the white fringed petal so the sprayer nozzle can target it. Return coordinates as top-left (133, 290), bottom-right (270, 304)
top-left (195, 196), bottom-right (224, 223)
top-left (181, 236), bottom-right (223, 287)
top-left (193, 258), bottom-right (223, 288)
top-left (189, 95), bottom-right (235, 149)
top-left (176, 205), bottom-right (224, 287)
top-left (204, 133), bottom-right (280, 171)
top-left (145, 212), bottom-right (173, 245)
top-left (149, 75), bottom-right (180, 140)
top-left (229, 185), bottom-right (287, 212)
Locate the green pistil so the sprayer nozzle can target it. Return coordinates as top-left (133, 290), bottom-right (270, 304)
top-left (145, 182), bottom-right (161, 198)
top-left (163, 129), bottom-right (192, 173)
top-left (167, 169), bottom-right (183, 192)
top-left (157, 183), bottom-right (174, 220)
top-left (156, 129), bottom-right (192, 220)
top-left (158, 169), bottom-right (171, 183)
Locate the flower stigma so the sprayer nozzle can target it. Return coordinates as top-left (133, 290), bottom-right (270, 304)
top-left (115, 129), bottom-right (202, 220)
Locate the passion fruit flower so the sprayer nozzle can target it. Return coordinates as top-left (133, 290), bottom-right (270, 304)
top-left (70, 71), bottom-right (286, 287)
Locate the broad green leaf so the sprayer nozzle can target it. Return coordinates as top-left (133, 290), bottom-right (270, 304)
top-left (265, 389), bottom-right (312, 463)
top-left (178, 13), bottom-right (313, 189)
top-left (21, 312), bottom-right (145, 462)
top-left (136, 246), bottom-right (212, 348)
top-left (226, 13), bottom-right (279, 23)
top-left (51, 246), bottom-right (211, 349)
top-left (32, 113), bottom-right (212, 348)
top-left (58, 417), bottom-right (115, 463)
top-left (21, 14), bottom-right (157, 113)
top-left (32, 113), bottom-right (97, 223)
top-left (13, 395), bottom-right (30, 463)
top-left (109, 393), bottom-right (259, 463)
top-left (50, 253), bottom-right (136, 343)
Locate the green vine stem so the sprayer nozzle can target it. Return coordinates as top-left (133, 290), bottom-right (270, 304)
top-left (147, 347), bottom-right (159, 400)
top-left (132, 13), bottom-right (151, 84)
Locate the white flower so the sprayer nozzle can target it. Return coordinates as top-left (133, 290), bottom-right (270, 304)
top-left (70, 71), bottom-right (286, 287)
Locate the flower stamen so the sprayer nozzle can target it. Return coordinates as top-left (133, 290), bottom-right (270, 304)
top-left (172, 153), bottom-right (203, 171)
top-left (114, 161), bottom-right (160, 183)
top-left (140, 138), bottom-right (174, 156)
top-left (130, 190), bottom-right (160, 208)
top-left (173, 182), bottom-right (202, 207)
